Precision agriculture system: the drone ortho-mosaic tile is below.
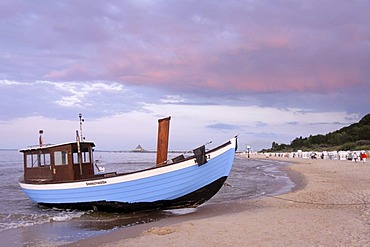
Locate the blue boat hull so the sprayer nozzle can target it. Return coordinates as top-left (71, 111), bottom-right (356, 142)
top-left (19, 138), bottom-right (237, 212)
top-left (40, 176), bottom-right (227, 212)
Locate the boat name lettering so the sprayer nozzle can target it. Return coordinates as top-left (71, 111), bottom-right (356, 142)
top-left (86, 180), bottom-right (107, 186)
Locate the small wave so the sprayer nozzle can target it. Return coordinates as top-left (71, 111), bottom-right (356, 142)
top-left (0, 213), bottom-right (50, 232)
top-left (262, 172), bottom-right (276, 178)
top-left (0, 210), bottom-right (87, 232)
top-left (51, 210), bottom-right (86, 222)
top-left (164, 208), bottom-right (198, 215)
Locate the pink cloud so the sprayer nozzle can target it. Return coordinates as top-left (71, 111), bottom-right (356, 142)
top-left (4, 1), bottom-right (365, 97)
top-left (44, 64), bottom-right (89, 80)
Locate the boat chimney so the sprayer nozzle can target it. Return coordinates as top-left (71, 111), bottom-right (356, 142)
top-left (39, 129), bottom-right (44, 147)
top-left (156, 116), bottom-right (171, 166)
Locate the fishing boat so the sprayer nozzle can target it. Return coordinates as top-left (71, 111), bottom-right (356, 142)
top-left (19, 115), bottom-right (237, 212)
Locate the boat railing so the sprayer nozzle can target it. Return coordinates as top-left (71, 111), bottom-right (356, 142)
top-left (27, 143), bottom-right (54, 149)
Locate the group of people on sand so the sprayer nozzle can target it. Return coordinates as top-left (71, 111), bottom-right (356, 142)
top-left (352, 152), bottom-right (368, 162)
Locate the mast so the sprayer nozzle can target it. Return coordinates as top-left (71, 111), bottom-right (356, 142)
top-left (76, 130), bottom-right (83, 176)
top-left (156, 116), bottom-right (171, 166)
top-left (79, 113), bottom-right (84, 141)
top-left (38, 129), bottom-right (44, 167)
top-left (77, 113), bottom-right (84, 176)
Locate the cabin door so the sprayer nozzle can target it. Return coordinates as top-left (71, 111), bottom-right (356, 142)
top-left (52, 150), bottom-right (74, 181)
top-left (72, 146), bottom-right (94, 179)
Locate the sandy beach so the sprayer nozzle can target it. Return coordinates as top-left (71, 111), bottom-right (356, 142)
top-left (68, 155), bottom-right (370, 247)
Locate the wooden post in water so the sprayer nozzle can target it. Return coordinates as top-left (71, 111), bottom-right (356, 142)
top-left (156, 116), bottom-right (171, 166)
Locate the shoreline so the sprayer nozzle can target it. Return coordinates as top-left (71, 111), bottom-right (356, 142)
top-left (66, 155), bottom-right (369, 246)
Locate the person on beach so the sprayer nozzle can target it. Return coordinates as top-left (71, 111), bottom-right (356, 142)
top-left (360, 152), bottom-right (367, 163)
top-left (353, 152), bottom-right (358, 162)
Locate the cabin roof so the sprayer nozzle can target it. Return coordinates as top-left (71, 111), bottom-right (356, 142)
top-left (19, 141), bottom-right (95, 152)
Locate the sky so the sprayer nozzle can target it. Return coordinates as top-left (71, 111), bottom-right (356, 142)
top-left (1, 0), bottom-right (369, 151)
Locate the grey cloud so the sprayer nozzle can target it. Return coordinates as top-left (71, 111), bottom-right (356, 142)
top-left (0, 80), bottom-right (162, 121)
top-left (206, 123), bottom-right (240, 130)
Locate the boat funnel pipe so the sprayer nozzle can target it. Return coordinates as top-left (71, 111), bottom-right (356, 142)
top-left (156, 116), bottom-right (171, 166)
top-left (39, 129), bottom-right (44, 147)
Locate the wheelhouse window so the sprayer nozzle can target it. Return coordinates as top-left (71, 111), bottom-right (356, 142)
top-left (26, 152), bottom-right (51, 168)
top-left (54, 151), bottom-right (68, 165)
top-left (42, 153), bottom-right (51, 166)
top-left (73, 146), bottom-right (91, 164)
top-left (73, 151), bottom-right (90, 164)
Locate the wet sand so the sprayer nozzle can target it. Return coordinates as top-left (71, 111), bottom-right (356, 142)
top-left (67, 155), bottom-right (370, 246)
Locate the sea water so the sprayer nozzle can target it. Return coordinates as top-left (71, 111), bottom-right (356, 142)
top-left (0, 150), bottom-right (295, 246)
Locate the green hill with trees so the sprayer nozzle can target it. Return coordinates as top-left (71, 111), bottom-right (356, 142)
top-left (262, 113), bottom-right (370, 152)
